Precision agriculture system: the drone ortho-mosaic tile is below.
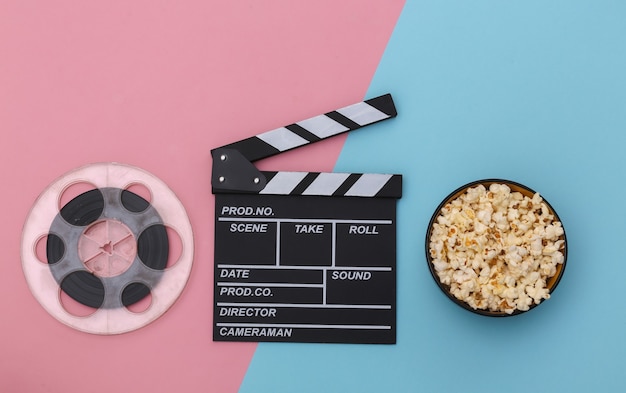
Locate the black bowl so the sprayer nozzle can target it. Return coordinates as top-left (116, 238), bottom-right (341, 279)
top-left (425, 179), bottom-right (567, 316)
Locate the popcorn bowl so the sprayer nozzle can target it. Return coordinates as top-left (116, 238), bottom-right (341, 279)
top-left (425, 179), bottom-right (567, 316)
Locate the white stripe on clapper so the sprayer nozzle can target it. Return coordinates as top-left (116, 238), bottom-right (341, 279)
top-left (336, 102), bottom-right (388, 126)
top-left (257, 127), bottom-right (309, 152)
top-left (302, 173), bottom-right (351, 196)
top-left (260, 172), bottom-right (308, 195)
top-left (297, 115), bottom-right (349, 138)
top-left (345, 174), bottom-right (392, 197)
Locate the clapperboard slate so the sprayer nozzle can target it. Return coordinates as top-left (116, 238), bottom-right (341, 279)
top-left (211, 94), bottom-right (402, 344)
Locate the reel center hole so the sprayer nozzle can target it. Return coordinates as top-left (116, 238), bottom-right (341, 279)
top-left (100, 241), bottom-right (113, 255)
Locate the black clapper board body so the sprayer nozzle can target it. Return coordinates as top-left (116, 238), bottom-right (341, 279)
top-left (211, 94), bottom-right (402, 344)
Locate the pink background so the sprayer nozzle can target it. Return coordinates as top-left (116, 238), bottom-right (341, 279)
top-left (0, 1), bottom-right (404, 392)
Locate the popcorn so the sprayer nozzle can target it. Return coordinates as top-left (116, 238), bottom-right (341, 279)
top-left (429, 183), bottom-right (565, 314)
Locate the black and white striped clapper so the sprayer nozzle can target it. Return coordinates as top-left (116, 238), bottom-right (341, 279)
top-left (211, 94), bottom-right (402, 344)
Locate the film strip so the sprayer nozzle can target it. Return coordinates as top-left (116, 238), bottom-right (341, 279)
top-left (21, 163), bottom-right (193, 334)
top-left (211, 94), bottom-right (402, 344)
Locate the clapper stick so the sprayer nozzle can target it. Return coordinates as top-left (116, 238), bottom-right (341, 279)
top-left (211, 94), bottom-right (402, 344)
top-left (211, 94), bottom-right (399, 195)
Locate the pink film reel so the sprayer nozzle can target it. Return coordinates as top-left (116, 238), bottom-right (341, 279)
top-left (21, 163), bottom-right (194, 334)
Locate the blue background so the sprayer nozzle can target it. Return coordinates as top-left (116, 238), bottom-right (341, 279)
top-left (241, 1), bottom-right (626, 391)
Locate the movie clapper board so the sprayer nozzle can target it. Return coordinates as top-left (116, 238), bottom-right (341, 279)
top-left (211, 94), bottom-right (402, 344)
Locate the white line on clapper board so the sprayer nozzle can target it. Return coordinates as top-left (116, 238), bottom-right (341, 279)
top-left (215, 323), bottom-right (392, 330)
top-left (216, 302), bottom-right (392, 309)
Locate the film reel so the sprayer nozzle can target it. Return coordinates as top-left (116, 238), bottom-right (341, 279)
top-left (21, 163), bottom-right (194, 334)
